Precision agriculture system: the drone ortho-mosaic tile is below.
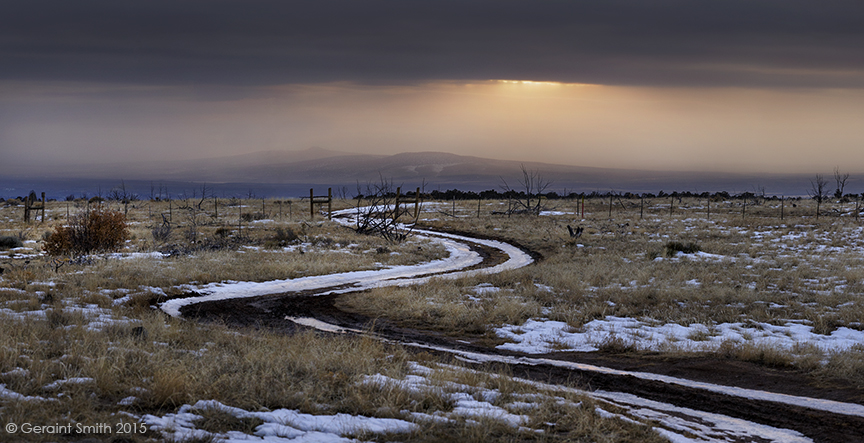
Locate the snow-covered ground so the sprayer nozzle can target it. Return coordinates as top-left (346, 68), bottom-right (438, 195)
top-left (4, 204), bottom-right (864, 442)
top-left (160, 208), bottom-right (534, 317)
top-left (496, 316), bottom-right (864, 354)
top-left (140, 361), bottom-right (818, 443)
top-left (144, 400), bottom-right (419, 442)
top-left (405, 340), bottom-right (864, 420)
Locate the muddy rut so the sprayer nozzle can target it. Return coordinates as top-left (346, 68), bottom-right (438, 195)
top-left (173, 229), bottom-right (864, 443)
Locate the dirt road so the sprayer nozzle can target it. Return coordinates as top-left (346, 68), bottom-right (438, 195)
top-left (167, 221), bottom-right (864, 442)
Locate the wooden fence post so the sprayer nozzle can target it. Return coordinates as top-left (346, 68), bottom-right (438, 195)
top-left (781, 196), bottom-right (784, 221)
top-left (415, 187), bottom-right (421, 219)
top-left (309, 189), bottom-right (333, 220)
top-left (395, 187), bottom-right (401, 219)
top-left (581, 194), bottom-right (585, 218)
top-left (855, 197), bottom-right (859, 222)
top-left (608, 193), bottom-right (613, 218)
top-left (25, 192), bottom-right (46, 223)
top-left (356, 195), bottom-right (362, 229)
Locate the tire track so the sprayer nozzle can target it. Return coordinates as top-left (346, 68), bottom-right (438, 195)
top-left (165, 211), bottom-right (864, 442)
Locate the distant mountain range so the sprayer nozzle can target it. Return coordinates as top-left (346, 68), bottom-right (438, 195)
top-left (0, 147), bottom-right (838, 199)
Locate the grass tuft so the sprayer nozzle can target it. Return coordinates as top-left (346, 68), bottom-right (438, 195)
top-left (192, 406), bottom-right (265, 435)
top-left (596, 334), bottom-right (639, 354)
top-left (0, 235), bottom-right (24, 249)
top-left (664, 241), bottom-right (701, 257)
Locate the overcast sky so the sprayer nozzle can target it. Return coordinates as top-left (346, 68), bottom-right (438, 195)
top-left (3, 0), bottom-right (864, 174)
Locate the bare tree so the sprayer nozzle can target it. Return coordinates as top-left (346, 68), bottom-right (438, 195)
top-left (810, 174), bottom-right (828, 219)
top-left (336, 186), bottom-right (349, 200)
top-left (177, 202), bottom-right (208, 243)
top-left (196, 183), bottom-right (212, 210)
top-left (108, 184), bottom-right (125, 202)
top-left (108, 180), bottom-right (138, 214)
top-left (151, 214), bottom-right (172, 244)
top-left (834, 166), bottom-right (850, 199)
top-left (499, 164), bottom-right (551, 215)
top-left (353, 175), bottom-right (414, 243)
top-left (754, 185), bottom-right (766, 206)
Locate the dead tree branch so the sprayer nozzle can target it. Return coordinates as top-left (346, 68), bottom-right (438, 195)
top-left (354, 176), bottom-right (413, 243)
top-left (499, 164), bottom-right (551, 215)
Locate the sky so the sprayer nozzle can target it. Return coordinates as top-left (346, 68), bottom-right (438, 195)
top-left (2, 0), bottom-right (864, 175)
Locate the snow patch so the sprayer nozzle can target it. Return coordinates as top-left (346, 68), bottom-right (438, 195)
top-left (496, 317), bottom-right (864, 354)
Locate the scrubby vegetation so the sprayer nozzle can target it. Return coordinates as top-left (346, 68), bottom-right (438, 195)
top-left (664, 240), bottom-right (701, 257)
top-left (1, 194), bottom-right (863, 441)
top-left (0, 235), bottom-right (23, 250)
top-left (344, 196), bottom-right (864, 386)
top-left (43, 208), bottom-right (129, 256)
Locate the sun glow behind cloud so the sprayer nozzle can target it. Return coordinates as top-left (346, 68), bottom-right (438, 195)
top-left (494, 80), bottom-right (593, 87)
top-left (3, 79), bottom-right (864, 174)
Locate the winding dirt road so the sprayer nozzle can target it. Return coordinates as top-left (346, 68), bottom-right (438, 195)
top-left (163, 213), bottom-right (864, 443)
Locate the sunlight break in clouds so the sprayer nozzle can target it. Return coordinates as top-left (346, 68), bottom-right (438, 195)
top-left (3, 79), bottom-right (864, 175)
top-left (3, 1), bottom-right (864, 177)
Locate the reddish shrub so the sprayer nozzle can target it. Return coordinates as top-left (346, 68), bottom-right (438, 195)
top-left (44, 209), bottom-right (129, 256)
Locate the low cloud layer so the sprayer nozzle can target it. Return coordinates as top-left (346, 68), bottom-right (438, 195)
top-left (3, 0), bottom-right (864, 88)
top-left (3, 1), bottom-right (864, 175)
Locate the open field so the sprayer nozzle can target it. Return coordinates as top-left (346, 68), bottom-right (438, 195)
top-left (1, 195), bottom-right (863, 442)
top-left (353, 197), bottom-right (864, 379)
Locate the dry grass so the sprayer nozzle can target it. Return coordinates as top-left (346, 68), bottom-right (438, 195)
top-left (339, 276), bottom-right (542, 336)
top-left (0, 298), bottom-right (656, 442)
top-left (344, 197), bottom-right (864, 384)
top-left (0, 200), bottom-right (446, 306)
top-left (0, 305), bottom-right (416, 436)
top-left (191, 406), bottom-right (265, 435)
top-left (377, 361), bottom-right (669, 443)
top-left (2, 196), bottom-right (864, 441)
top-left (817, 345), bottom-right (864, 389)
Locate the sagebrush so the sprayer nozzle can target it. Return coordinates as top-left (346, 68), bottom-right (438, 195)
top-left (43, 208), bottom-right (129, 256)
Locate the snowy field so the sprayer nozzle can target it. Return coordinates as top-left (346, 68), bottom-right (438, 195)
top-left (1, 198), bottom-right (863, 442)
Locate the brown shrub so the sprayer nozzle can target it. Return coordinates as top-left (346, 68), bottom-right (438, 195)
top-left (44, 209), bottom-right (129, 256)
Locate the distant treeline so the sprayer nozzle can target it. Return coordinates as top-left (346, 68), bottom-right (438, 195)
top-left (386, 189), bottom-right (817, 201)
top-left (6, 188), bottom-right (864, 203)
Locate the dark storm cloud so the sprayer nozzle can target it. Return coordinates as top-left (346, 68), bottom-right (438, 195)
top-left (2, 0), bottom-right (864, 87)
